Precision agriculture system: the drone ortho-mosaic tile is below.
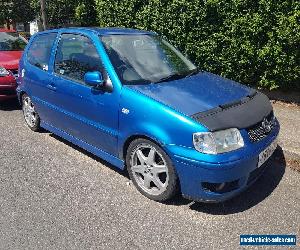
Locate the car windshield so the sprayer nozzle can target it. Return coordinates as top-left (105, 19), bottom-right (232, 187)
top-left (0, 32), bottom-right (27, 51)
top-left (100, 34), bottom-right (198, 85)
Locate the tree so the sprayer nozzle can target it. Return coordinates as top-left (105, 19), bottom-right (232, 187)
top-left (30, 0), bottom-right (98, 28)
top-left (40, 0), bottom-right (48, 30)
top-left (11, 0), bottom-right (35, 24)
top-left (0, 0), bottom-right (35, 28)
top-left (30, 0), bottom-right (79, 28)
top-left (75, 0), bottom-right (97, 26)
top-left (47, 0), bottom-right (80, 27)
top-left (0, 1), bottom-right (13, 27)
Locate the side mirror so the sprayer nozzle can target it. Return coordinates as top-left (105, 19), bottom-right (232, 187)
top-left (84, 71), bottom-right (104, 87)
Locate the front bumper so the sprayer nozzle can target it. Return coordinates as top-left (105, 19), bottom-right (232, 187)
top-left (0, 75), bottom-right (17, 101)
top-left (165, 122), bottom-right (280, 202)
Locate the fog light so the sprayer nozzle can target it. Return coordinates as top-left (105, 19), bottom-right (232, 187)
top-left (202, 180), bottom-right (239, 193)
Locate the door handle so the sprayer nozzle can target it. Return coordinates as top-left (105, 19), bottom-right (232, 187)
top-left (46, 84), bottom-right (57, 91)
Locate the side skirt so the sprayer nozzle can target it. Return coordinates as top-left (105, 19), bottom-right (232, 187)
top-left (41, 121), bottom-right (125, 170)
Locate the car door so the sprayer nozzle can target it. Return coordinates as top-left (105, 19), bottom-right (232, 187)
top-left (48, 33), bottom-right (119, 156)
top-left (24, 32), bottom-right (60, 124)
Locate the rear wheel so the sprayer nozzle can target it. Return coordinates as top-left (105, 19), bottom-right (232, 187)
top-left (22, 94), bottom-right (40, 131)
top-left (126, 138), bottom-right (179, 201)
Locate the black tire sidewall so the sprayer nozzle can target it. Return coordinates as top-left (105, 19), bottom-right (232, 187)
top-left (126, 138), bottom-right (179, 201)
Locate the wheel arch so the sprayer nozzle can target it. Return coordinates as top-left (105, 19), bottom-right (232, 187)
top-left (18, 91), bottom-right (26, 106)
top-left (122, 134), bottom-right (165, 161)
top-left (123, 134), bottom-right (181, 200)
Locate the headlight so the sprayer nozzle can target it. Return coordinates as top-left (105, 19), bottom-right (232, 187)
top-left (193, 128), bottom-right (244, 154)
top-left (0, 67), bottom-right (9, 76)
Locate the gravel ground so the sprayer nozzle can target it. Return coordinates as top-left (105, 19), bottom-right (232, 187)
top-left (0, 99), bottom-right (299, 249)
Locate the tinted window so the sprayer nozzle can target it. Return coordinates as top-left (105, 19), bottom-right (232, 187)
top-left (27, 33), bottom-right (57, 71)
top-left (0, 32), bottom-right (27, 51)
top-left (54, 34), bottom-right (103, 83)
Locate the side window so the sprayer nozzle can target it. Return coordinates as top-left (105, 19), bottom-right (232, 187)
top-left (54, 33), bottom-right (103, 83)
top-left (27, 33), bottom-right (57, 71)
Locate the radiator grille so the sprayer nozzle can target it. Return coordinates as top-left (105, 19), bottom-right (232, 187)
top-left (247, 111), bottom-right (275, 143)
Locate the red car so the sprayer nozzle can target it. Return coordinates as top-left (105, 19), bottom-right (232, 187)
top-left (0, 29), bottom-right (27, 101)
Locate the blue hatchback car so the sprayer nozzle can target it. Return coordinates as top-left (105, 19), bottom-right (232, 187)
top-left (17, 27), bottom-right (279, 202)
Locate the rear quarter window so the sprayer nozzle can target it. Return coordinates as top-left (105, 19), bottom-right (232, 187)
top-left (27, 33), bottom-right (57, 71)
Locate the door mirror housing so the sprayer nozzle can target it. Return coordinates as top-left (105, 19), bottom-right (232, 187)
top-left (84, 71), bottom-right (104, 87)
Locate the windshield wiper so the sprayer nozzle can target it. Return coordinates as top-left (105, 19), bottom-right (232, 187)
top-left (185, 68), bottom-right (199, 78)
top-left (154, 73), bottom-right (185, 84)
top-left (153, 68), bottom-right (200, 84)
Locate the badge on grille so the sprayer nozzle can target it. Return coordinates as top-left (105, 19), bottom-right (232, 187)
top-left (262, 118), bottom-right (272, 133)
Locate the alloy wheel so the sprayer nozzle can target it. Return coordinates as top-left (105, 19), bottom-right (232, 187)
top-left (130, 144), bottom-right (169, 196)
top-left (23, 96), bottom-right (38, 128)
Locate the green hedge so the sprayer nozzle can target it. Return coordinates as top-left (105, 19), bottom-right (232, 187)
top-left (95, 0), bottom-right (300, 90)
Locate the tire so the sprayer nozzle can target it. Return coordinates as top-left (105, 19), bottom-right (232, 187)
top-left (126, 138), bottom-right (179, 201)
top-left (22, 94), bottom-right (41, 132)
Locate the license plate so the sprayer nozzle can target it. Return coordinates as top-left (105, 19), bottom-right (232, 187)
top-left (257, 140), bottom-right (277, 168)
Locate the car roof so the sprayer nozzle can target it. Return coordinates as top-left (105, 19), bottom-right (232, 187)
top-left (38, 27), bottom-right (156, 36)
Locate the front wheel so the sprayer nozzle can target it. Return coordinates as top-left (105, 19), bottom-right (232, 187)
top-left (126, 138), bottom-right (179, 201)
top-left (22, 94), bottom-right (41, 131)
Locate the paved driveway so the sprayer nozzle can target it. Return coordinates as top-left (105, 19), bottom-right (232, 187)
top-left (0, 100), bottom-right (299, 249)
top-left (273, 102), bottom-right (300, 159)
